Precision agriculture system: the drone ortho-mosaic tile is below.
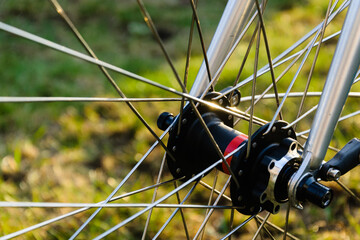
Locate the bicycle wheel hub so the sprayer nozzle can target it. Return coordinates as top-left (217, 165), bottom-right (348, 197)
top-left (158, 92), bottom-right (333, 215)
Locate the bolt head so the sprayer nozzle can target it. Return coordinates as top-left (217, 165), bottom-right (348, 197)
top-left (172, 146), bottom-right (177, 152)
top-left (218, 99), bottom-right (224, 105)
top-left (327, 168), bottom-right (341, 180)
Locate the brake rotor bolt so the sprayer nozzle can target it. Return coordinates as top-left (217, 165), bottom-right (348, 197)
top-left (272, 126), bottom-right (276, 133)
top-left (218, 99), bottom-right (224, 105)
top-left (172, 146), bottom-right (177, 152)
top-left (176, 168), bottom-right (181, 174)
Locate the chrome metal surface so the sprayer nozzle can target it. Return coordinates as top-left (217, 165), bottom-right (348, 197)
top-left (189, 0), bottom-right (255, 96)
top-left (264, 142), bottom-right (301, 211)
top-left (289, 0), bottom-right (360, 208)
top-left (305, 0), bottom-right (360, 169)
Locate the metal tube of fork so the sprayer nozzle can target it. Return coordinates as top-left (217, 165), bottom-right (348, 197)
top-left (304, 0), bottom-right (360, 170)
top-left (189, 0), bottom-right (256, 97)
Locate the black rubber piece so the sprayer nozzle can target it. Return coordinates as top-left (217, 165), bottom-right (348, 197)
top-left (318, 138), bottom-right (360, 180)
top-left (157, 112), bottom-right (174, 131)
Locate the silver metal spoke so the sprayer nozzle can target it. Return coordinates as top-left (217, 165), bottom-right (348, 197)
top-left (0, 22), bottom-right (180, 95)
top-left (199, 181), bottom-right (232, 202)
top-left (264, 23), bottom-right (326, 135)
top-left (0, 96), bottom-right (182, 103)
top-left (69, 127), bottom-right (172, 239)
top-left (294, 0), bottom-right (334, 131)
top-left (220, 214), bottom-right (257, 240)
top-left (189, 0), bottom-right (213, 88)
top-left (256, 215), bottom-right (299, 240)
top-left (253, 0), bottom-right (282, 119)
top-left (0, 169), bottom-right (177, 239)
top-left (193, 176), bottom-right (232, 240)
top-left (216, 0), bottom-right (349, 99)
top-left (199, 170), bottom-right (219, 240)
top-left (336, 179), bottom-right (360, 203)
top-left (142, 154), bottom-right (167, 240)
top-left (0, 202), bottom-right (240, 209)
top-left (152, 180), bottom-right (199, 240)
top-left (283, 203), bottom-right (291, 240)
top-left (240, 91), bottom-right (360, 102)
top-left (252, 212), bottom-right (270, 240)
top-left (246, 23), bottom-right (261, 158)
top-left (93, 159), bottom-right (222, 240)
top-left (297, 110), bottom-right (360, 136)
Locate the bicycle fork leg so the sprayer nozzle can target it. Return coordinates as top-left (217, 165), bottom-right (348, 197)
top-left (289, 0), bottom-right (360, 208)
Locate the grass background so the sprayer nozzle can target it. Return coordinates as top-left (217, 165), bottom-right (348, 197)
top-left (0, 0), bottom-right (359, 239)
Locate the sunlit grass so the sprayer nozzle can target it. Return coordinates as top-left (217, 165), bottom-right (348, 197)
top-left (0, 0), bottom-right (359, 239)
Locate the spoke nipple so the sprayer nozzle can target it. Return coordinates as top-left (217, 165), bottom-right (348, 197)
top-left (172, 146), bottom-right (177, 152)
top-left (327, 168), bottom-right (341, 181)
top-left (228, 115), bottom-right (232, 120)
top-left (272, 126), bottom-right (277, 133)
top-left (218, 99), bottom-right (224, 105)
top-left (176, 168), bottom-right (181, 174)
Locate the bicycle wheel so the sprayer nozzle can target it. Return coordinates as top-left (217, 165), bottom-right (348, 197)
top-left (0, 0), bottom-right (360, 239)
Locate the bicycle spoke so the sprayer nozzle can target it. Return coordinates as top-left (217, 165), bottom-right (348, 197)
top-left (336, 180), bottom-right (360, 203)
top-left (0, 202), bottom-right (241, 209)
top-left (93, 159), bottom-right (222, 240)
top-left (0, 175), bottom-right (178, 240)
top-left (246, 23), bottom-right (261, 158)
top-left (220, 214), bottom-right (257, 240)
top-left (0, 96), bottom-right (182, 103)
top-left (252, 212), bottom-right (270, 240)
top-left (141, 154), bottom-right (167, 240)
top-left (199, 180), bottom-right (232, 202)
top-left (69, 130), bottom-right (173, 239)
top-left (283, 203), bottom-right (291, 240)
top-left (294, 0), bottom-right (334, 131)
top-left (189, 0), bottom-right (213, 88)
top-left (199, 170), bottom-right (219, 240)
top-left (193, 176), bottom-right (232, 240)
top-left (152, 180), bottom-right (199, 239)
top-left (216, 0), bottom-right (349, 99)
top-left (253, 0), bottom-right (282, 120)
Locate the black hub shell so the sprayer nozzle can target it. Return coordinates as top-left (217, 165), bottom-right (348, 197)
top-left (166, 93), bottom-right (236, 181)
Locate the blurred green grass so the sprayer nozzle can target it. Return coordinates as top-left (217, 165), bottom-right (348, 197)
top-left (0, 0), bottom-right (359, 239)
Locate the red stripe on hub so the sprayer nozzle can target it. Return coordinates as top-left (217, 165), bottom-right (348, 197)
top-left (222, 133), bottom-right (248, 174)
